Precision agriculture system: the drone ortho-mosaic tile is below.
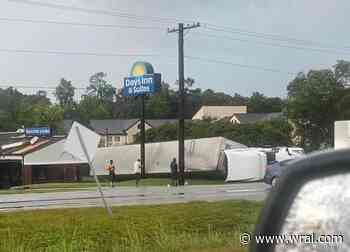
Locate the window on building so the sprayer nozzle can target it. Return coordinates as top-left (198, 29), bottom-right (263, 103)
top-left (114, 136), bottom-right (121, 142)
top-left (107, 135), bottom-right (113, 147)
top-left (99, 137), bottom-right (106, 148)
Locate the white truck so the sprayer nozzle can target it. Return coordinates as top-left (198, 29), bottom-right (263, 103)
top-left (334, 121), bottom-right (350, 149)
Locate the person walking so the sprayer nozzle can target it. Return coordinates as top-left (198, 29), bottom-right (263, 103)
top-left (170, 158), bottom-right (178, 186)
top-left (105, 160), bottom-right (116, 187)
top-left (134, 158), bottom-right (142, 187)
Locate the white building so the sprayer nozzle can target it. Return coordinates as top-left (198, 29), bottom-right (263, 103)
top-left (192, 106), bottom-right (247, 120)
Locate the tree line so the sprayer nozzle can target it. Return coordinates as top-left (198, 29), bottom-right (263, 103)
top-left (1, 60), bottom-right (350, 151)
top-left (139, 60), bottom-right (350, 151)
top-left (0, 72), bottom-right (285, 131)
top-left (137, 119), bottom-right (292, 147)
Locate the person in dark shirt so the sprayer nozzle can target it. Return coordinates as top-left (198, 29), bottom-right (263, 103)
top-left (170, 158), bottom-right (178, 186)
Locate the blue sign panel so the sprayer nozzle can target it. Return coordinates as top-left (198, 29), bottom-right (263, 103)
top-left (123, 73), bottom-right (161, 96)
top-left (25, 127), bottom-right (51, 137)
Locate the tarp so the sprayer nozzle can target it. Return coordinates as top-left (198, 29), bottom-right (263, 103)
top-left (24, 139), bottom-right (87, 165)
top-left (224, 149), bottom-right (267, 182)
top-left (92, 137), bottom-right (246, 175)
top-left (64, 122), bottom-right (101, 162)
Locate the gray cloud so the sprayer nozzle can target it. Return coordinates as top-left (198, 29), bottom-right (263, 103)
top-left (1, 0), bottom-right (349, 102)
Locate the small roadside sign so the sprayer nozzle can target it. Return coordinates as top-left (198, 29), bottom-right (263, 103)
top-left (25, 127), bottom-right (51, 137)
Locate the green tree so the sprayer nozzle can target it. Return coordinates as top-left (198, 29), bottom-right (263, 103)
top-left (0, 88), bottom-right (23, 130)
top-left (142, 119), bottom-right (291, 147)
top-left (87, 72), bottom-right (115, 101)
top-left (146, 82), bottom-right (173, 118)
top-left (54, 78), bottom-right (75, 106)
top-left (287, 65), bottom-right (348, 150)
top-left (0, 87), bottom-right (51, 131)
top-left (16, 103), bottom-right (64, 132)
top-left (77, 96), bottom-right (111, 123)
top-left (111, 89), bottom-right (140, 118)
top-left (248, 92), bottom-right (285, 113)
top-left (334, 60), bottom-right (350, 86)
top-left (32, 104), bottom-right (64, 131)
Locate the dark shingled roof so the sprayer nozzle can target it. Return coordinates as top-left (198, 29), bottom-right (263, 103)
top-left (90, 119), bottom-right (139, 135)
top-left (89, 119), bottom-right (181, 135)
top-left (0, 132), bottom-right (23, 146)
top-left (234, 112), bottom-right (285, 124)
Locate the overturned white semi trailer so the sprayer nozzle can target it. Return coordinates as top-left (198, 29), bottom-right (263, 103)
top-left (334, 120), bottom-right (350, 150)
top-left (92, 137), bottom-right (246, 175)
top-left (224, 149), bottom-right (267, 182)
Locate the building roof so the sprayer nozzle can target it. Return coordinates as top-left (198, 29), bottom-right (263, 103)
top-left (90, 119), bottom-right (139, 135)
top-left (62, 120), bottom-right (73, 134)
top-left (192, 106), bottom-right (247, 120)
top-left (0, 134), bottom-right (65, 157)
top-left (89, 119), bottom-right (180, 135)
top-left (0, 132), bottom-right (23, 146)
top-left (233, 112), bottom-right (284, 124)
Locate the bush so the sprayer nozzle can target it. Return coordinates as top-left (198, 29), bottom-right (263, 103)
top-left (138, 119), bottom-right (292, 147)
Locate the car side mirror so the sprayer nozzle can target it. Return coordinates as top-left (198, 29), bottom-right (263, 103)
top-left (251, 149), bottom-right (350, 252)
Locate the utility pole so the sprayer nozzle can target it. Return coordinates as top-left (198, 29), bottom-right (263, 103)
top-left (168, 22), bottom-right (200, 186)
top-left (105, 128), bottom-right (109, 147)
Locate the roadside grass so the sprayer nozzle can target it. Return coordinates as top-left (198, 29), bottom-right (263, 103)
top-left (0, 200), bottom-right (262, 252)
top-left (0, 177), bottom-right (226, 194)
top-left (31, 177), bottom-right (226, 187)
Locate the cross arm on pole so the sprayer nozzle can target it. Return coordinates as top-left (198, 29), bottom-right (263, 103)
top-left (167, 22), bottom-right (200, 33)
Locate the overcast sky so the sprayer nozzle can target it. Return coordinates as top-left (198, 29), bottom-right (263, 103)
top-left (1, 0), bottom-right (349, 101)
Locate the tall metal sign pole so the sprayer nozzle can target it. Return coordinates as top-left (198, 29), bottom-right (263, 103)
top-left (123, 64), bottom-right (161, 179)
top-left (168, 22), bottom-right (200, 186)
top-left (140, 95), bottom-right (146, 177)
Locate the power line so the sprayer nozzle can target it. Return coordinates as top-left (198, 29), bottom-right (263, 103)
top-left (11, 0), bottom-right (349, 51)
top-left (0, 85), bottom-right (86, 90)
top-left (202, 24), bottom-right (350, 50)
top-left (2, 16), bottom-right (347, 56)
top-left (185, 55), bottom-right (295, 75)
top-left (9, 0), bottom-right (195, 25)
top-left (0, 49), bottom-right (293, 75)
top-left (0, 17), bottom-right (165, 30)
top-left (2, 17), bottom-right (347, 56)
top-left (195, 32), bottom-right (350, 56)
top-left (203, 24), bottom-right (316, 45)
top-left (0, 48), bottom-right (160, 57)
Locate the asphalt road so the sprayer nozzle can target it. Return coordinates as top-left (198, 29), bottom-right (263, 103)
top-left (0, 182), bottom-right (270, 212)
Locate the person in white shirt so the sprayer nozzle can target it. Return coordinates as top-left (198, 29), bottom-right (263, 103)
top-left (134, 159), bottom-right (141, 187)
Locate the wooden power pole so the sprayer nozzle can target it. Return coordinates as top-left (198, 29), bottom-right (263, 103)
top-left (168, 22), bottom-right (200, 186)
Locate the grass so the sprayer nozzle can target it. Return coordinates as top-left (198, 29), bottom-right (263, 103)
top-left (0, 188), bottom-right (90, 195)
top-left (0, 177), bottom-right (226, 194)
top-left (0, 200), bottom-right (262, 252)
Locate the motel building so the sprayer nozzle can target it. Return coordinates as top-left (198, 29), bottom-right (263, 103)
top-left (0, 119), bottom-right (178, 188)
top-left (0, 128), bottom-right (89, 188)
